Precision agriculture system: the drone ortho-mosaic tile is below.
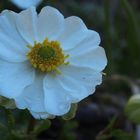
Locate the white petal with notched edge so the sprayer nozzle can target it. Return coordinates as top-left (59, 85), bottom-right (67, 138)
top-left (67, 30), bottom-right (101, 56)
top-left (0, 60), bottom-right (35, 98)
top-left (59, 65), bottom-right (103, 101)
top-left (16, 7), bottom-right (38, 45)
top-left (43, 74), bottom-right (73, 115)
top-left (15, 73), bottom-right (45, 112)
top-left (57, 16), bottom-right (88, 51)
top-left (30, 111), bottom-right (51, 119)
top-left (69, 47), bottom-right (107, 71)
top-left (0, 10), bottom-right (28, 62)
top-left (10, 0), bottom-right (42, 9)
top-left (43, 65), bottom-right (102, 115)
top-left (38, 6), bottom-right (64, 42)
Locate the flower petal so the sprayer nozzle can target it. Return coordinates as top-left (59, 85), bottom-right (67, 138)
top-left (16, 7), bottom-right (38, 45)
top-left (38, 6), bottom-right (64, 42)
top-left (11, 0), bottom-right (42, 9)
top-left (43, 65), bottom-right (102, 116)
top-left (67, 30), bottom-right (101, 56)
top-left (43, 74), bottom-right (73, 115)
top-left (0, 60), bottom-right (35, 98)
top-left (30, 111), bottom-right (51, 119)
top-left (0, 10), bottom-right (28, 62)
top-left (57, 16), bottom-right (88, 50)
top-left (15, 72), bottom-right (46, 112)
top-left (69, 47), bottom-right (107, 71)
top-left (58, 65), bottom-right (103, 101)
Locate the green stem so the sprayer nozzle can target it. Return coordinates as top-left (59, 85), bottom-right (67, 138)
top-left (0, 122), bottom-right (6, 130)
top-left (27, 116), bottom-right (36, 134)
top-left (103, 0), bottom-right (113, 75)
top-left (4, 109), bottom-right (15, 131)
top-left (121, 0), bottom-right (140, 76)
top-left (121, 0), bottom-right (139, 33)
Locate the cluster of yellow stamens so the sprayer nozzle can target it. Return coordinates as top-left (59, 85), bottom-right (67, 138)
top-left (27, 38), bottom-right (69, 73)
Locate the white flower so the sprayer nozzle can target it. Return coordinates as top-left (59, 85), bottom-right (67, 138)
top-left (0, 6), bottom-right (107, 119)
top-left (10, 0), bottom-right (42, 9)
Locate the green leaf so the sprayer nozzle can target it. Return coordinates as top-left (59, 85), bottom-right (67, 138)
top-left (125, 95), bottom-right (140, 124)
top-left (62, 104), bottom-right (78, 120)
top-left (59, 121), bottom-right (78, 140)
top-left (111, 129), bottom-right (134, 140)
top-left (33, 120), bottom-right (51, 135)
top-left (0, 122), bottom-right (6, 129)
top-left (4, 109), bottom-right (15, 130)
top-left (96, 117), bottom-right (117, 140)
top-left (0, 96), bottom-right (16, 109)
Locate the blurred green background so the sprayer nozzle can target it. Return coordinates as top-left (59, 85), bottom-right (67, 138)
top-left (0, 0), bottom-right (140, 140)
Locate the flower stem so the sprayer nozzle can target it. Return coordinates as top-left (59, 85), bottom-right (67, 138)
top-left (27, 116), bottom-right (36, 134)
top-left (4, 109), bottom-right (15, 131)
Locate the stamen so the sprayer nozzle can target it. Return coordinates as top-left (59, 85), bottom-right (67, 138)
top-left (26, 45), bottom-right (33, 49)
top-left (55, 68), bottom-right (62, 75)
top-left (27, 38), bottom-right (69, 73)
top-left (64, 62), bottom-right (70, 65)
top-left (102, 72), bottom-right (107, 76)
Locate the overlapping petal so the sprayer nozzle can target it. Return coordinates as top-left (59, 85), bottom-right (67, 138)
top-left (43, 74), bottom-right (73, 115)
top-left (16, 7), bottom-right (38, 45)
top-left (38, 6), bottom-right (65, 42)
top-left (43, 65), bottom-right (102, 115)
top-left (67, 30), bottom-right (101, 56)
top-left (0, 60), bottom-right (35, 98)
top-left (57, 16), bottom-right (88, 50)
top-left (30, 111), bottom-right (52, 119)
top-left (11, 0), bottom-right (42, 9)
top-left (69, 47), bottom-right (107, 71)
top-left (15, 72), bottom-right (45, 112)
top-left (0, 10), bottom-right (28, 62)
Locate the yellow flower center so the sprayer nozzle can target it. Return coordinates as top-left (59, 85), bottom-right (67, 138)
top-left (27, 38), bottom-right (69, 73)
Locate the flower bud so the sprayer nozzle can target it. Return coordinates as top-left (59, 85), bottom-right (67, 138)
top-left (125, 94), bottom-right (140, 124)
